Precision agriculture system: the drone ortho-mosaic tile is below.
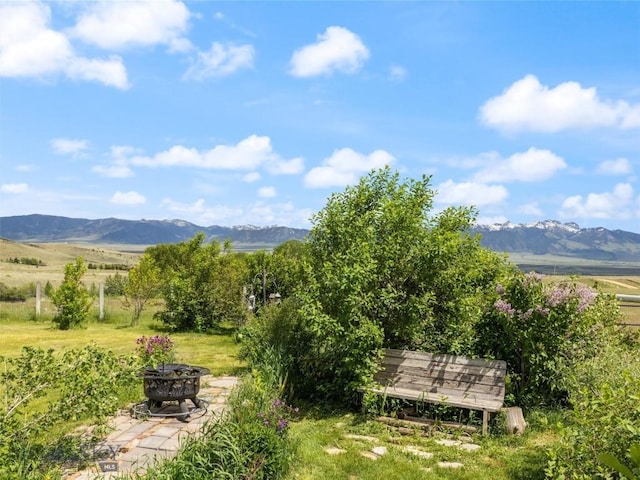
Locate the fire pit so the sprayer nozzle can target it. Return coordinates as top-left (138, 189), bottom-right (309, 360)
top-left (133, 363), bottom-right (210, 421)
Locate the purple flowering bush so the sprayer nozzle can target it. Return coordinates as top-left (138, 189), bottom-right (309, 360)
top-left (135, 335), bottom-right (175, 368)
top-left (478, 271), bottom-right (621, 407)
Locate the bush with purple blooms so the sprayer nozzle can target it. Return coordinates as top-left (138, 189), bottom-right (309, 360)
top-left (135, 335), bottom-right (175, 368)
top-left (258, 398), bottom-right (299, 434)
top-left (477, 271), bottom-right (621, 407)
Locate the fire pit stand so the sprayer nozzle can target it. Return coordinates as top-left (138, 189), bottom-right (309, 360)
top-left (131, 363), bottom-right (210, 421)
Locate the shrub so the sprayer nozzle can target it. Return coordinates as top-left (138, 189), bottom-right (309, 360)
top-left (477, 272), bottom-right (620, 407)
top-left (0, 345), bottom-right (139, 478)
top-left (50, 258), bottom-right (93, 330)
top-left (546, 341), bottom-right (640, 479)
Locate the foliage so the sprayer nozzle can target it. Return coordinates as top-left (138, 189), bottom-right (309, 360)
top-left (124, 253), bottom-right (161, 326)
top-left (50, 258), bottom-right (93, 330)
top-left (104, 271), bottom-right (128, 296)
top-left (0, 345), bottom-right (139, 478)
top-left (545, 340), bottom-right (640, 479)
top-left (477, 271), bottom-right (621, 407)
top-left (0, 282), bottom-right (34, 302)
top-left (135, 335), bottom-right (175, 368)
top-left (247, 167), bottom-right (510, 400)
top-left (599, 444), bottom-right (640, 480)
top-left (140, 350), bottom-right (295, 480)
top-left (150, 234), bottom-right (249, 331)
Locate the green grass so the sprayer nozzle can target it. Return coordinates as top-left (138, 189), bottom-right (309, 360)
top-left (286, 408), bottom-right (557, 480)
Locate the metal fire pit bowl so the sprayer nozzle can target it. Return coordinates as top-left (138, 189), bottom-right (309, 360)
top-left (132, 363), bottom-right (210, 421)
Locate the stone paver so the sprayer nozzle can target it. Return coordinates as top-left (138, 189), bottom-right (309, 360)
top-left (65, 375), bottom-right (238, 479)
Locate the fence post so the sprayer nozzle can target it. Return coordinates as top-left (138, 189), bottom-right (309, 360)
top-left (36, 281), bottom-right (41, 317)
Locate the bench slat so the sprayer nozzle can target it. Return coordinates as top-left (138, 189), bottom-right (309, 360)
top-left (375, 372), bottom-right (504, 396)
top-left (377, 363), bottom-right (505, 386)
top-left (369, 386), bottom-right (503, 412)
top-left (384, 349), bottom-right (507, 370)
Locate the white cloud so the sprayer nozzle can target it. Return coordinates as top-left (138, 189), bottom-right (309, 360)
top-left (518, 202), bottom-right (544, 216)
top-left (129, 135), bottom-right (297, 172)
top-left (51, 138), bottom-right (89, 156)
top-left (16, 165), bottom-right (36, 172)
top-left (266, 157), bottom-right (304, 175)
top-left (473, 148), bottom-right (566, 183)
top-left (160, 197), bottom-right (312, 227)
top-left (304, 148), bottom-right (395, 188)
top-left (289, 26), bottom-right (369, 77)
top-left (560, 183), bottom-right (635, 219)
top-left (480, 75), bottom-right (640, 132)
top-left (71, 1), bottom-right (192, 52)
top-left (389, 65), bottom-right (407, 81)
top-left (0, 2), bottom-right (129, 89)
top-left (596, 158), bottom-right (633, 176)
top-left (1, 183), bottom-right (29, 194)
top-left (110, 191), bottom-right (146, 205)
top-left (65, 55), bottom-right (128, 89)
top-left (92, 164), bottom-right (134, 178)
top-left (183, 42), bottom-right (254, 80)
top-left (243, 172), bottom-right (261, 183)
top-left (258, 186), bottom-right (277, 198)
top-left (436, 180), bottom-right (508, 207)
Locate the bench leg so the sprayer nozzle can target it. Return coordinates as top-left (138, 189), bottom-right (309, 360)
top-left (482, 410), bottom-right (489, 435)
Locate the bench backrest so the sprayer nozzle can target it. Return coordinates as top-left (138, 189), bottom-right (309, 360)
top-left (374, 348), bottom-right (506, 410)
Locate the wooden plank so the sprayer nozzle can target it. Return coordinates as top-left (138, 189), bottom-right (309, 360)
top-left (376, 365), bottom-right (505, 385)
top-left (384, 349), bottom-right (506, 370)
top-left (381, 357), bottom-right (507, 376)
top-left (370, 386), bottom-right (503, 411)
top-left (373, 381), bottom-right (504, 404)
top-left (374, 372), bottom-right (505, 396)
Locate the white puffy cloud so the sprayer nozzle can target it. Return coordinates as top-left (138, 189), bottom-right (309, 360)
top-left (71, 1), bottom-right (192, 52)
top-left (596, 158), bottom-right (633, 176)
top-left (436, 180), bottom-right (508, 207)
top-left (559, 183), bottom-right (635, 219)
top-left (51, 138), bottom-right (89, 156)
top-left (242, 172), bottom-right (261, 183)
top-left (0, 2), bottom-right (129, 89)
top-left (183, 42), bottom-right (255, 80)
top-left (289, 26), bottom-right (369, 77)
top-left (258, 186), bottom-right (277, 198)
top-left (128, 135), bottom-right (298, 172)
top-left (304, 148), bottom-right (395, 188)
top-left (473, 148), bottom-right (566, 183)
top-left (160, 198), bottom-right (312, 227)
top-left (92, 164), bottom-right (134, 178)
top-left (1, 183), bottom-right (29, 194)
top-left (518, 202), bottom-right (544, 216)
top-left (480, 75), bottom-right (640, 132)
top-left (110, 191), bottom-right (146, 205)
top-left (266, 157), bottom-right (304, 175)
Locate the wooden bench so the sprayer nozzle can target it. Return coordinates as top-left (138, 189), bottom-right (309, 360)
top-left (367, 348), bottom-right (507, 435)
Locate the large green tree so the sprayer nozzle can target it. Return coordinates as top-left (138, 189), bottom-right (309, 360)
top-left (259, 167), bottom-right (510, 398)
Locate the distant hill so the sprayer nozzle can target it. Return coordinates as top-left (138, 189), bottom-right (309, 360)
top-left (0, 214), bottom-right (308, 246)
top-left (1, 215), bottom-right (639, 263)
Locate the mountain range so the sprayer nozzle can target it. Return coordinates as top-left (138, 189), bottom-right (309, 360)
top-left (1, 214), bottom-right (639, 263)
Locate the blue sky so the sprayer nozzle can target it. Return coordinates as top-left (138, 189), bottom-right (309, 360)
top-left (1, 1), bottom-right (639, 232)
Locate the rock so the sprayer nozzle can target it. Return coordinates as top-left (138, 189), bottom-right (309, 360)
top-left (438, 461), bottom-right (464, 469)
top-left (324, 447), bottom-right (347, 455)
top-left (345, 434), bottom-right (379, 442)
top-left (371, 446), bottom-right (387, 456)
top-left (459, 443), bottom-right (481, 452)
top-left (404, 445), bottom-right (434, 459)
top-left (359, 451), bottom-right (379, 460)
top-left (435, 439), bottom-right (462, 447)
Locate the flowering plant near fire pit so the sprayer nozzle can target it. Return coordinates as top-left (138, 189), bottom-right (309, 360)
top-left (136, 335), bottom-right (175, 368)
